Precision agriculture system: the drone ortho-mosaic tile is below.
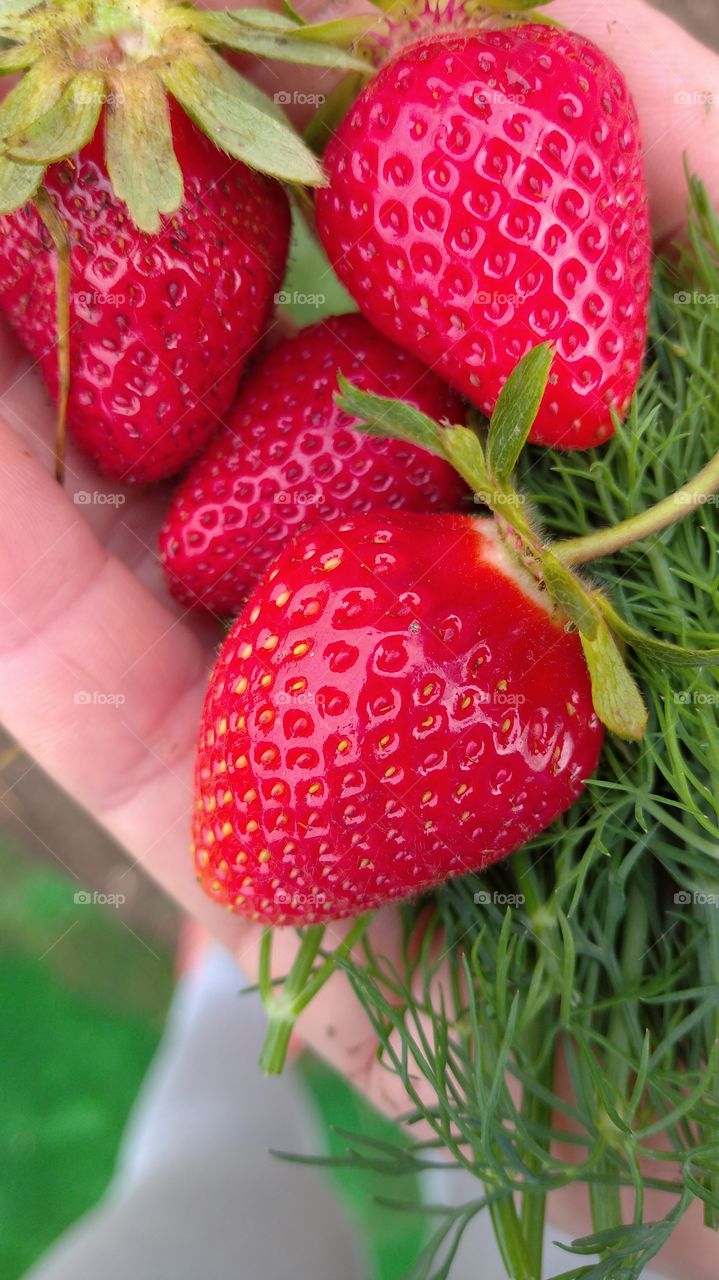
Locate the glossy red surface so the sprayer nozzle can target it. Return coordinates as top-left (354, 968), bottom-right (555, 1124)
top-left (193, 512), bottom-right (604, 923)
top-left (316, 25), bottom-right (651, 449)
top-left (159, 313), bottom-right (468, 615)
top-left (0, 111), bottom-right (290, 482)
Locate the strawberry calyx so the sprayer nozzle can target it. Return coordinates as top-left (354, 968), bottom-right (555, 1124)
top-left (0, 0), bottom-right (370, 231)
top-left (360, 0), bottom-right (556, 62)
top-left (339, 345), bottom-right (719, 742)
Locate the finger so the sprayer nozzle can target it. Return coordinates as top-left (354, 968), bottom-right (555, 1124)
top-left (551, 0), bottom-right (719, 241)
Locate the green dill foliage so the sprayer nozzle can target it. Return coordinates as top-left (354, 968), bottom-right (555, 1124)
top-left (315, 181), bottom-right (719, 1279)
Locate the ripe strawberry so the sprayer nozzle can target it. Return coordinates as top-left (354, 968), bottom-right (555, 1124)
top-left (159, 313), bottom-right (468, 613)
top-left (0, 0), bottom-right (366, 481)
top-left (0, 112), bottom-right (291, 482)
top-left (193, 512), bottom-right (603, 924)
top-left (316, 24), bottom-right (651, 449)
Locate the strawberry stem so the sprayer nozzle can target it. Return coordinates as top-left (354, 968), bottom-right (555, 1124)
top-left (259, 915), bottom-right (371, 1075)
top-left (552, 446), bottom-right (719, 565)
top-left (35, 186), bottom-right (70, 484)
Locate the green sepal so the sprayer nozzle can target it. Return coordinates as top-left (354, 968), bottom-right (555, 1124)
top-left (160, 56), bottom-right (326, 186)
top-left (440, 425), bottom-right (490, 494)
top-left (104, 72), bottom-right (183, 235)
top-left (336, 374), bottom-right (446, 457)
top-left (541, 553), bottom-right (599, 640)
top-left (0, 58), bottom-right (70, 143)
top-left (6, 70), bottom-right (104, 164)
top-left (598, 596), bottom-right (719, 670)
top-left (0, 41), bottom-right (37, 72)
top-left (0, 152), bottom-right (43, 212)
top-left (580, 620), bottom-right (649, 743)
top-left (487, 342), bottom-right (554, 484)
top-left (190, 11), bottom-right (369, 72)
top-left (0, 0), bottom-right (45, 26)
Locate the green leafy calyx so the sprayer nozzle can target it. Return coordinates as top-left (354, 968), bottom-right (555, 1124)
top-left (0, 0), bottom-right (369, 230)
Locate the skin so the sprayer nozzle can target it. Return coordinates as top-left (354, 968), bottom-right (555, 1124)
top-left (0, 1), bottom-right (718, 1274)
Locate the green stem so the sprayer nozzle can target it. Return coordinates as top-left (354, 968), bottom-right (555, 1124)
top-left (512, 847), bottom-right (556, 1279)
top-left (488, 1194), bottom-right (536, 1280)
top-left (590, 881), bottom-right (649, 1240)
top-left (552, 448), bottom-right (719, 566)
top-left (700, 884), bottom-right (719, 1229)
top-left (259, 916), bottom-right (371, 1075)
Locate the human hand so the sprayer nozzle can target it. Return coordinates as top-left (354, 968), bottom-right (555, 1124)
top-left (1, 2), bottom-right (718, 1275)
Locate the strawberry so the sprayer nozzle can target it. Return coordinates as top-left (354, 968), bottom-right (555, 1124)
top-left (0, 111), bottom-right (291, 483)
top-left (192, 512), bottom-right (604, 924)
top-left (0, 0), bottom-right (367, 481)
top-left (159, 312), bottom-right (468, 613)
top-left (315, 23), bottom-right (651, 450)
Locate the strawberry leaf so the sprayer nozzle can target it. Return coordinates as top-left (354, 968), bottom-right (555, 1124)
top-left (598, 596), bottom-right (719, 669)
top-left (487, 342), bottom-right (554, 484)
top-left (541, 553), bottom-right (599, 639)
top-left (104, 72), bottom-right (183, 235)
top-left (191, 11), bottom-right (369, 71)
top-left (0, 60), bottom-right (71, 143)
top-left (0, 152), bottom-right (42, 212)
top-left (336, 375), bottom-right (446, 457)
top-left (161, 57), bottom-right (326, 186)
top-left (5, 70), bottom-right (104, 163)
top-left (580, 619), bottom-right (648, 742)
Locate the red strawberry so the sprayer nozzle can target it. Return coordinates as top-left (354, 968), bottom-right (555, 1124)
top-left (159, 313), bottom-right (468, 613)
top-left (316, 24), bottom-right (651, 450)
top-left (193, 512), bottom-right (603, 924)
top-left (0, 0), bottom-right (365, 481)
top-left (0, 111), bottom-right (291, 483)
